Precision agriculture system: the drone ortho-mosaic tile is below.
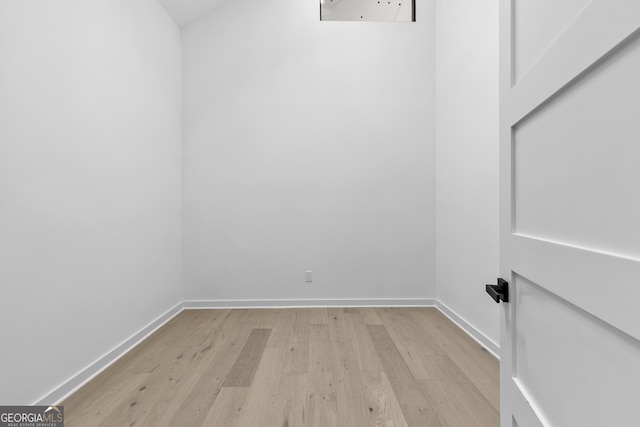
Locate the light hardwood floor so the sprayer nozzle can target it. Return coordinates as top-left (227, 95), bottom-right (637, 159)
top-left (64, 308), bottom-right (499, 426)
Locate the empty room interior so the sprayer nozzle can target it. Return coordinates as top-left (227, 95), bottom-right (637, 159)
top-left (1, 0), bottom-right (638, 426)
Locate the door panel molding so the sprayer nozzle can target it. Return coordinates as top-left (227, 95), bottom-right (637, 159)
top-left (499, 0), bottom-right (640, 424)
top-left (509, 0), bottom-right (640, 125)
top-left (511, 274), bottom-right (640, 426)
top-left (511, 379), bottom-right (546, 427)
top-left (512, 0), bottom-right (591, 85)
top-left (511, 234), bottom-right (640, 343)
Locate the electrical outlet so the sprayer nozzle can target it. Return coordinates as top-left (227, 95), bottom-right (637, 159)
top-left (305, 270), bottom-right (312, 283)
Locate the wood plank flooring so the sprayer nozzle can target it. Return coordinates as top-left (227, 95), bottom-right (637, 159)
top-left (63, 308), bottom-right (499, 427)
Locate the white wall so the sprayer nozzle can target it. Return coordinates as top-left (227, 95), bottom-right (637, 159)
top-left (435, 0), bottom-right (500, 346)
top-left (182, 0), bottom-right (436, 303)
top-left (0, 0), bottom-right (182, 404)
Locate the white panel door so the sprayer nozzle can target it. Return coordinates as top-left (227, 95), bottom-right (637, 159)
top-left (499, 0), bottom-right (640, 426)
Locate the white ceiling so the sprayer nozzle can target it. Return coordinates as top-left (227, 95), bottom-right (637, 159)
top-left (158, 0), bottom-right (230, 27)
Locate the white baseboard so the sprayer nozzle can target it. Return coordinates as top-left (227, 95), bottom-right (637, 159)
top-left (185, 298), bottom-right (499, 356)
top-left (435, 300), bottom-right (500, 359)
top-left (34, 302), bottom-right (184, 406)
top-left (183, 298), bottom-right (436, 309)
top-left (34, 297), bottom-right (497, 405)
